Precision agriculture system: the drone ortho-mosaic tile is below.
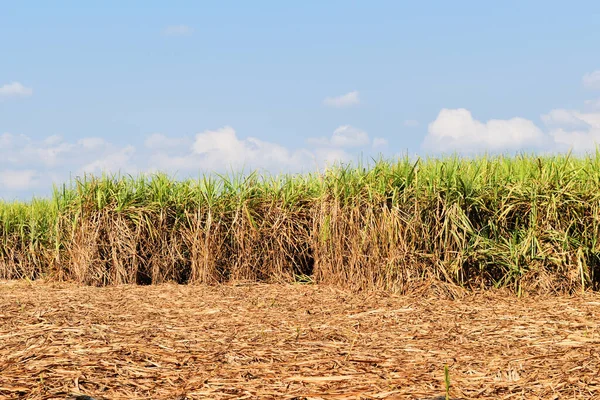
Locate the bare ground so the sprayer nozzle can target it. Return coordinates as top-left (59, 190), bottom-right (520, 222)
top-left (1, 281), bottom-right (600, 399)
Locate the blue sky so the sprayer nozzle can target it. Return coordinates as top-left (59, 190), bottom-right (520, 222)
top-left (2, 1), bottom-right (600, 198)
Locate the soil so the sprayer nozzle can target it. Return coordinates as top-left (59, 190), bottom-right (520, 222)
top-left (1, 280), bottom-right (600, 399)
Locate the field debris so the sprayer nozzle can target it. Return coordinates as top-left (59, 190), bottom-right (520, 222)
top-left (1, 281), bottom-right (600, 399)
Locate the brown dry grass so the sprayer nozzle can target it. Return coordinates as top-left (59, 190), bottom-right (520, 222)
top-left (1, 281), bottom-right (600, 399)
top-left (6, 158), bottom-right (600, 295)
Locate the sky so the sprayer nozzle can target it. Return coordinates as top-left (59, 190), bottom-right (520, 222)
top-left (2, 1), bottom-right (600, 199)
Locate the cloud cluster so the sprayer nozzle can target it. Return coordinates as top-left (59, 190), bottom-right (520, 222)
top-left (423, 107), bottom-right (600, 154)
top-left (542, 109), bottom-right (600, 152)
top-left (148, 126), bottom-right (312, 173)
top-left (323, 91), bottom-right (360, 108)
top-left (422, 71), bottom-right (600, 154)
top-left (0, 82), bottom-right (33, 98)
top-left (307, 125), bottom-right (369, 148)
top-left (6, 69), bottom-right (600, 198)
top-left (1, 125), bottom-right (384, 197)
top-left (583, 70), bottom-right (600, 90)
top-left (423, 109), bottom-right (545, 152)
top-left (147, 124), bottom-right (385, 174)
top-left (0, 133), bottom-right (136, 196)
top-left (0, 169), bottom-right (39, 192)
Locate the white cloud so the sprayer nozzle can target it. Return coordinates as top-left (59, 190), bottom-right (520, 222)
top-left (584, 99), bottom-right (600, 110)
top-left (330, 125), bottom-right (370, 147)
top-left (417, 73), bottom-right (600, 156)
top-left (148, 126), bottom-right (313, 173)
top-left (0, 170), bottom-right (39, 191)
top-left (308, 125), bottom-right (370, 148)
top-left (1, 123), bottom-right (388, 198)
top-left (550, 128), bottom-right (600, 152)
top-left (404, 119), bottom-right (419, 127)
top-left (541, 108), bottom-right (600, 152)
top-left (323, 91), bottom-right (359, 108)
top-left (372, 137), bottom-right (388, 149)
top-left (43, 135), bottom-right (63, 146)
top-left (0, 133), bottom-right (14, 148)
top-left (192, 126), bottom-right (241, 156)
top-left (31, 143), bottom-right (75, 167)
top-left (78, 137), bottom-right (106, 150)
top-left (423, 105), bottom-right (600, 154)
top-left (420, 71), bottom-right (600, 154)
top-left (423, 108), bottom-right (545, 153)
top-left (147, 125), bottom-right (376, 175)
top-left (541, 109), bottom-right (600, 130)
top-left (0, 133), bottom-right (137, 196)
top-left (312, 148), bottom-right (352, 167)
top-left (583, 70), bottom-right (600, 90)
top-left (0, 82), bottom-right (33, 98)
top-left (80, 145), bottom-right (136, 175)
top-left (162, 25), bottom-right (193, 36)
top-left (191, 126), bottom-right (311, 170)
top-left (144, 133), bottom-right (190, 149)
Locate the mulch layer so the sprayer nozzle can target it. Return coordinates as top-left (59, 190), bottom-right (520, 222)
top-left (1, 280), bottom-right (600, 399)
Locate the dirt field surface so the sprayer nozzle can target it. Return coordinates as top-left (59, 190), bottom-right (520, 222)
top-left (1, 281), bottom-right (600, 400)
